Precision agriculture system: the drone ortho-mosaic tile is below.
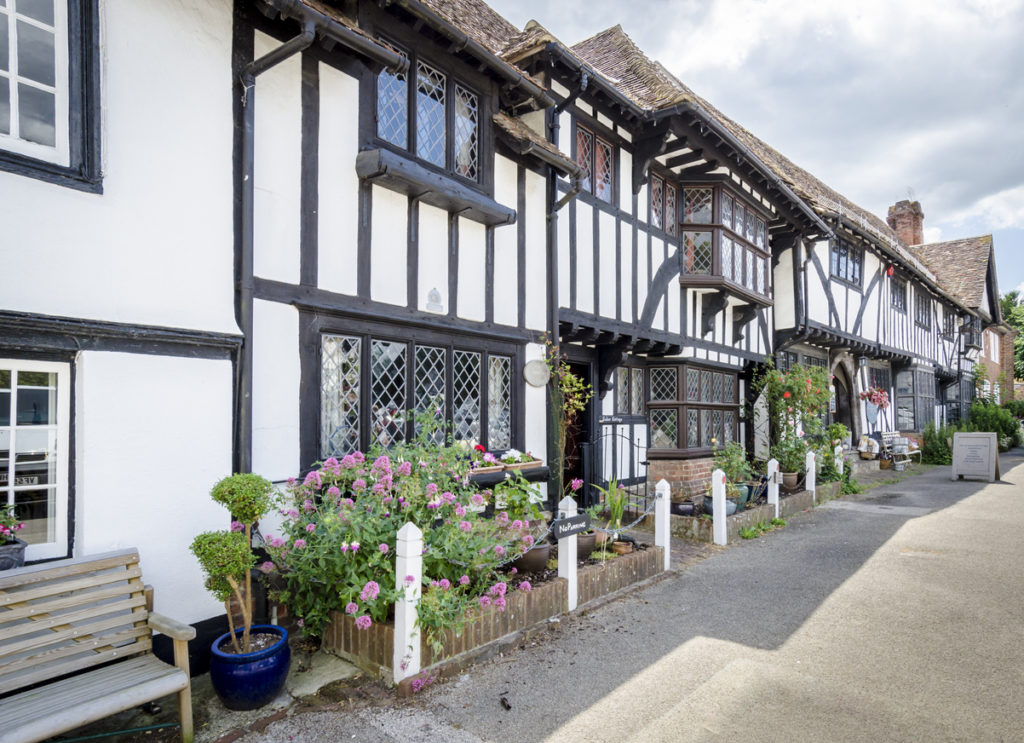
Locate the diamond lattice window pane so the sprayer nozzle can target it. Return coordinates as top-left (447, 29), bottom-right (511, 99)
top-left (321, 335), bottom-right (361, 457)
top-left (734, 242), bottom-right (744, 283)
top-left (595, 138), bottom-right (613, 202)
top-left (414, 345), bottom-right (446, 443)
top-left (722, 236), bottom-right (733, 281)
top-left (650, 177), bottom-right (664, 230)
top-left (631, 369), bottom-right (644, 415)
top-left (687, 410), bottom-right (699, 448)
top-left (649, 409), bottom-right (677, 449)
top-left (376, 65), bottom-right (407, 148)
top-left (745, 211), bottom-right (756, 242)
top-left (416, 61), bottom-right (446, 166)
top-left (757, 256), bottom-right (766, 295)
top-left (683, 188), bottom-right (713, 224)
top-left (756, 218), bottom-right (766, 249)
top-left (734, 202), bottom-right (744, 234)
top-left (576, 127), bottom-right (593, 193)
top-left (615, 367), bottom-right (628, 413)
top-left (649, 367), bottom-right (677, 401)
top-left (700, 371), bottom-right (711, 402)
top-left (453, 350), bottom-right (481, 444)
top-left (746, 250), bottom-right (755, 290)
top-left (713, 410), bottom-right (723, 442)
top-left (724, 374), bottom-right (735, 403)
top-left (686, 369), bottom-right (699, 401)
top-left (371, 340), bottom-right (407, 448)
top-left (724, 413), bottom-right (734, 442)
top-left (712, 373), bottom-right (724, 403)
top-left (721, 194), bottom-right (733, 229)
top-left (701, 409), bottom-right (712, 448)
top-left (454, 83), bottom-right (477, 180)
top-left (683, 232), bottom-right (712, 274)
top-left (487, 355), bottom-right (512, 450)
top-left (665, 185), bottom-right (677, 236)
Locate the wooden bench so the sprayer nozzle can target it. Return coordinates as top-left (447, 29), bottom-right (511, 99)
top-left (0, 549), bottom-right (195, 743)
top-left (880, 431), bottom-right (922, 467)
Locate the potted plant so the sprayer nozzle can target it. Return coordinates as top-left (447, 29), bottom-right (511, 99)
top-left (712, 440), bottom-right (754, 508)
top-left (499, 473), bottom-right (551, 573)
top-left (0, 504), bottom-right (27, 571)
top-left (465, 443), bottom-right (503, 474)
top-left (773, 435), bottom-right (807, 490)
top-left (859, 387), bottom-right (890, 425)
top-left (191, 473), bottom-right (290, 711)
top-left (592, 477), bottom-right (632, 554)
top-left (500, 448), bottom-right (543, 471)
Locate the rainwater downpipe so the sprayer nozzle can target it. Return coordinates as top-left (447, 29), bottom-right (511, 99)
top-left (237, 19), bottom-right (315, 473)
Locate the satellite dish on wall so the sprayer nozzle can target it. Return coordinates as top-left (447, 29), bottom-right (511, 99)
top-left (523, 360), bottom-right (550, 387)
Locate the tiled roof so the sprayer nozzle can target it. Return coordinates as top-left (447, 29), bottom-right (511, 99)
top-left (908, 235), bottom-right (993, 309)
top-left (416, 0), bottom-right (519, 54)
top-left (492, 112), bottom-right (579, 175)
top-left (501, 20), bottom-right (558, 63)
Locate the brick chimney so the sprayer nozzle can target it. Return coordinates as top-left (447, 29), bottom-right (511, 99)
top-left (887, 200), bottom-right (925, 245)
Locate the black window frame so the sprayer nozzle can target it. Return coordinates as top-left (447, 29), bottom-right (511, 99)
top-left (942, 307), bottom-right (956, 339)
top-left (613, 365), bottom-right (646, 418)
top-left (372, 39), bottom-right (484, 188)
top-left (830, 242), bottom-right (863, 288)
top-left (0, 0), bottom-right (101, 192)
top-left (869, 366), bottom-right (892, 392)
top-left (647, 362), bottom-right (740, 458)
top-left (891, 276), bottom-right (907, 312)
top-left (573, 119), bottom-right (615, 204)
top-left (915, 289), bottom-right (932, 330)
top-left (648, 172), bottom-right (678, 236)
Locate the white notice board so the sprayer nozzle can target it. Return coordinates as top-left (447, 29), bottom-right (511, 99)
top-left (951, 432), bottom-right (1000, 482)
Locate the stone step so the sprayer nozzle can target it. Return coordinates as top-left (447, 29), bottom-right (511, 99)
top-left (850, 457), bottom-right (880, 476)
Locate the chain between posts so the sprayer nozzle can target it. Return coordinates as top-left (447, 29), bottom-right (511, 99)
top-left (591, 494), bottom-right (661, 539)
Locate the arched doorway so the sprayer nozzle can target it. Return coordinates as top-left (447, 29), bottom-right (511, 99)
top-left (832, 363), bottom-right (854, 435)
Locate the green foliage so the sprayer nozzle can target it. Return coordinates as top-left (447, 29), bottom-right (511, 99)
top-left (1003, 399), bottom-right (1024, 420)
top-left (817, 445), bottom-right (842, 483)
top-left (1000, 292), bottom-right (1024, 380)
top-left (972, 361), bottom-right (989, 397)
top-left (770, 517), bottom-right (786, 527)
top-left (967, 401), bottom-right (1022, 451)
top-left (190, 531), bottom-right (253, 604)
top-left (544, 335), bottom-right (592, 494)
top-left (210, 473), bottom-right (275, 526)
top-left (753, 359), bottom-right (832, 442)
top-left (773, 435), bottom-right (807, 473)
top-left (593, 477), bottom-right (627, 531)
top-left (493, 471), bottom-right (544, 521)
top-left (739, 526), bottom-right (759, 539)
top-left (826, 423), bottom-right (850, 446)
top-left (840, 468), bottom-right (863, 495)
top-left (739, 519), bottom-right (777, 539)
top-left (921, 422), bottom-right (957, 465)
top-left (712, 440), bottom-right (753, 482)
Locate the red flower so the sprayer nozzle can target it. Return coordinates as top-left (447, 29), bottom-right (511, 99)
top-left (474, 444), bottom-right (485, 452)
top-left (783, 391), bottom-right (791, 398)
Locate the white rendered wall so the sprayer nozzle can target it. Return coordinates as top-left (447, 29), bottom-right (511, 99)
top-left (575, 202), bottom-right (594, 313)
top-left (417, 204), bottom-right (449, 314)
top-left (636, 228), bottom-right (649, 313)
top-left (318, 63), bottom-right (360, 297)
top-left (557, 201), bottom-right (571, 309)
top-left (774, 247), bottom-right (795, 328)
top-left (599, 211), bottom-right (617, 318)
top-left (253, 31), bottom-right (301, 285)
top-left (74, 351), bottom-right (233, 623)
top-left (0, 0), bottom-right (236, 334)
top-left (457, 218), bottom-right (486, 322)
top-left (493, 156), bottom-right (519, 327)
top-left (807, 241), bottom-right (831, 325)
top-left (252, 300), bottom-right (300, 481)
top-left (619, 222), bottom-right (632, 323)
top-left (619, 151), bottom-right (632, 215)
top-left (370, 186), bottom-right (407, 306)
top-left (523, 342), bottom-right (548, 501)
top-left (524, 170), bottom-right (547, 330)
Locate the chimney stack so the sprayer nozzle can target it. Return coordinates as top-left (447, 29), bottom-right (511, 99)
top-left (887, 200), bottom-right (925, 245)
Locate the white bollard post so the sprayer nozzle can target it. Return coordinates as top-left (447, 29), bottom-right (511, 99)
top-left (393, 522), bottom-right (422, 684)
top-left (711, 468), bottom-right (727, 546)
top-left (806, 450), bottom-right (817, 503)
top-left (834, 445), bottom-right (844, 477)
top-left (766, 458), bottom-right (780, 519)
top-left (654, 479), bottom-right (671, 571)
top-left (557, 495), bottom-right (579, 611)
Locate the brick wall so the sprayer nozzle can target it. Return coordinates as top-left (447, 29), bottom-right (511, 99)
top-left (648, 457), bottom-right (713, 501)
top-left (1000, 328), bottom-right (1016, 402)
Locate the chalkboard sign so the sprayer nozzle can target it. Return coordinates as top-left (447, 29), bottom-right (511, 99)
top-left (951, 432), bottom-right (999, 482)
top-left (552, 514), bottom-right (590, 539)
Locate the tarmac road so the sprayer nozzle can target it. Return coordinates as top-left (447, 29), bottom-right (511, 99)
top-left (243, 451), bottom-right (1024, 742)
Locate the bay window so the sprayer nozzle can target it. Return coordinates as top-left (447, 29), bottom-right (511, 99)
top-left (647, 364), bottom-right (739, 454)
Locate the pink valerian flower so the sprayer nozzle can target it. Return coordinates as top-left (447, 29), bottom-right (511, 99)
top-left (293, 538), bottom-right (307, 549)
top-left (478, 595), bottom-right (492, 608)
top-left (571, 478), bottom-right (584, 491)
top-left (379, 543), bottom-right (389, 554)
top-left (425, 482), bottom-right (439, 497)
top-left (459, 520), bottom-right (472, 533)
top-left (341, 498), bottom-right (354, 507)
top-left (519, 581), bottom-right (532, 593)
top-left (442, 491), bottom-right (457, 505)
top-left (340, 454), bottom-right (357, 469)
top-left (305, 523), bottom-right (316, 533)
top-left (352, 451), bottom-right (366, 463)
top-left (512, 519), bottom-right (523, 530)
top-left (397, 461), bottom-right (412, 477)
top-left (372, 455), bottom-right (391, 472)
top-left (372, 481), bottom-right (388, 496)
top-left (470, 492), bottom-right (484, 506)
top-left (522, 534), bottom-right (534, 547)
top-left (509, 567), bottom-right (518, 575)
top-left (454, 505), bottom-right (467, 518)
top-left (259, 561), bottom-right (275, 574)
top-left (345, 602), bottom-right (358, 615)
top-left (286, 509), bottom-right (300, 519)
top-left (230, 521), bottom-right (244, 532)
top-left (494, 596), bottom-right (507, 611)
top-left (494, 545), bottom-right (505, 557)
top-left (304, 497), bottom-right (318, 511)
top-left (439, 578), bottom-right (451, 590)
top-left (405, 574), bottom-right (416, 585)
top-left (489, 582), bottom-right (507, 597)
top-left (459, 575), bottom-right (470, 586)
top-left (303, 470), bottom-right (322, 488)
top-left (360, 581), bottom-right (380, 601)
top-left (496, 511), bottom-right (509, 525)
top-left (352, 478), bottom-right (367, 492)
top-left (355, 615), bottom-right (372, 631)
top-left (430, 579), bottom-right (440, 588)
top-left (286, 477), bottom-right (297, 486)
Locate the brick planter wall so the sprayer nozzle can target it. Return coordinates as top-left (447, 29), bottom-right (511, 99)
top-left (647, 457), bottom-right (713, 500)
top-left (322, 546), bottom-right (665, 681)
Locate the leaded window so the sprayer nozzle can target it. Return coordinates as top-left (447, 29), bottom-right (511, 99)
top-left (830, 242), bottom-right (863, 286)
top-left (650, 174), bottom-right (679, 235)
top-left (869, 367), bottom-right (891, 392)
top-left (776, 351), bottom-right (798, 372)
top-left (374, 43), bottom-right (479, 181)
top-left (575, 122), bottom-right (613, 203)
top-left (321, 332), bottom-right (515, 455)
top-left (683, 187), bottom-right (713, 224)
top-left (614, 367), bottom-right (645, 416)
top-left (803, 355), bottom-right (828, 370)
top-left (648, 363), bottom-right (739, 452)
top-left (664, 183), bottom-right (677, 236)
top-left (942, 308), bottom-right (956, 339)
top-left (895, 369), bottom-right (915, 430)
top-left (891, 277), bottom-right (907, 311)
top-left (915, 290), bottom-right (931, 329)
top-left (682, 231), bottom-right (713, 274)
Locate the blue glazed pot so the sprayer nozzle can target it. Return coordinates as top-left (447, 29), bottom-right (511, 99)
top-left (209, 624), bottom-right (290, 710)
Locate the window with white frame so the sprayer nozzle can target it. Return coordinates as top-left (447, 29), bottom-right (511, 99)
top-left (1, 359), bottom-right (70, 561)
top-left (320, 332), bottom-right (515, 455)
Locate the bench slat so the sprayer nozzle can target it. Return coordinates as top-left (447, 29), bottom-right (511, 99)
top-left (0, 550), bottom-right (139, 592)
top-left (0, 629), bottom-right (150, 694)
top-left (0, 606), bottom-right (149, 660)
top-left (0, 566), bottom-right (144, 606)
top-left (0, 588), bottom-right (147, 629)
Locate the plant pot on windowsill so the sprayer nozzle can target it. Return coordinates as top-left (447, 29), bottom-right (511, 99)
top-left (503, 459), bottom-right (544, 472)
top-left (0, 537), bottom-right (28, 571)
top-left (470, 464), bottom-right (505, 475)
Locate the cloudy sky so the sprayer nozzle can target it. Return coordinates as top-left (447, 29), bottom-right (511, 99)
top-left (488, 0), bottom-right (1024, 298)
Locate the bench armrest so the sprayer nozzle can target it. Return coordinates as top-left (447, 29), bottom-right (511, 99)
top-left (149, 612), bottom-right (197, 641)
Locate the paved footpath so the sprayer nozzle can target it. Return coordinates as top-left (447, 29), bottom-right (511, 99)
top-left (243, 452), bottom-right (1024, 742)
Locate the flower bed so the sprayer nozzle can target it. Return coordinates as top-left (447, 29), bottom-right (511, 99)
top-left (322, 546), bottom-right (664, 681)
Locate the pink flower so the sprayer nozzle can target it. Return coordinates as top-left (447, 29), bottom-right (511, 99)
top-left (360, 581), bottom-right (380, 601)
top-left (483, 452), bottom-right (498, 464)
top-left (305, 498), bottom-right (318, 511)
top-left (522, 534), bottom-right (534, 547)
top-left (352, 478), bottom-right (367, 492)
top-left (478, 595), bottom-right (492, 608)
top-left (259, 561), bottom-right (275, 574)
top-left (352, 451), bottom-right (365, 463)
top-left (519, 581), bottom-right (532, 592)
top-left (293, 538), bottom-right (307, 549)
top-left (494, 545), bottom-right (505, 557)
top-left (355, 615), bottom-right (372, 631)
top-left (350, 542), bottom-right (360, 552)
top-left (405, 574), bottom-right (416, 585)
top-left (570, 478), bottom-right (584, 491)
top-left (397, 461), bottom-right (412, 477)
top-left (512, 519), bottom-right (523, 530)
top-left (439, 579), bottom-right (451, 590)
top-left (266, 535), bottom-right (286, 548)
top-left (489, 582), bottom-right (507, 597)
top-left (379, 543), bottom-right (389, 553)
top-left (324, 488), bottom-right (339, 500)
top-left (494, 596), bottom-right (507, 611)
top-left (287, 509), bottom-right (300, 519)
top-left (459, 575), bottom-right (470, 585)
top-left (459, 520), bottom-right (472, 532)
top-left (305, 523), bottom-right (316, 533)
top-left (426, 482), bottom-right (439, 496)
top-left (345, 602), bottom-right (358, 615)
top-left (303, 470), bottom-right (322, 488)
top-left (372, 455), bottom-right (391, 472)
top-left (340, 543), bottom-right (349, 553)
top-left (496, 511), bottom-right (509, 524)
top-left (470, 493), bottom-right (484, 506)
top-left (230, 521), bottom-right (244, 532)
top-left (510, 567), bottom-right (517, 575)
top-left (340, 454), bottom-right (357, 468)
top-left (455, 505), bottom-right (467, 517)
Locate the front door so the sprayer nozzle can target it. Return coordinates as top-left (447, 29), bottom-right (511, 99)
top-left (832, 365), bottom-right (854, 435)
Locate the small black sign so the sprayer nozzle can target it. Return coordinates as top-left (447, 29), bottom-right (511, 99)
top-left (552, 514), bottom-right (590, 539)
